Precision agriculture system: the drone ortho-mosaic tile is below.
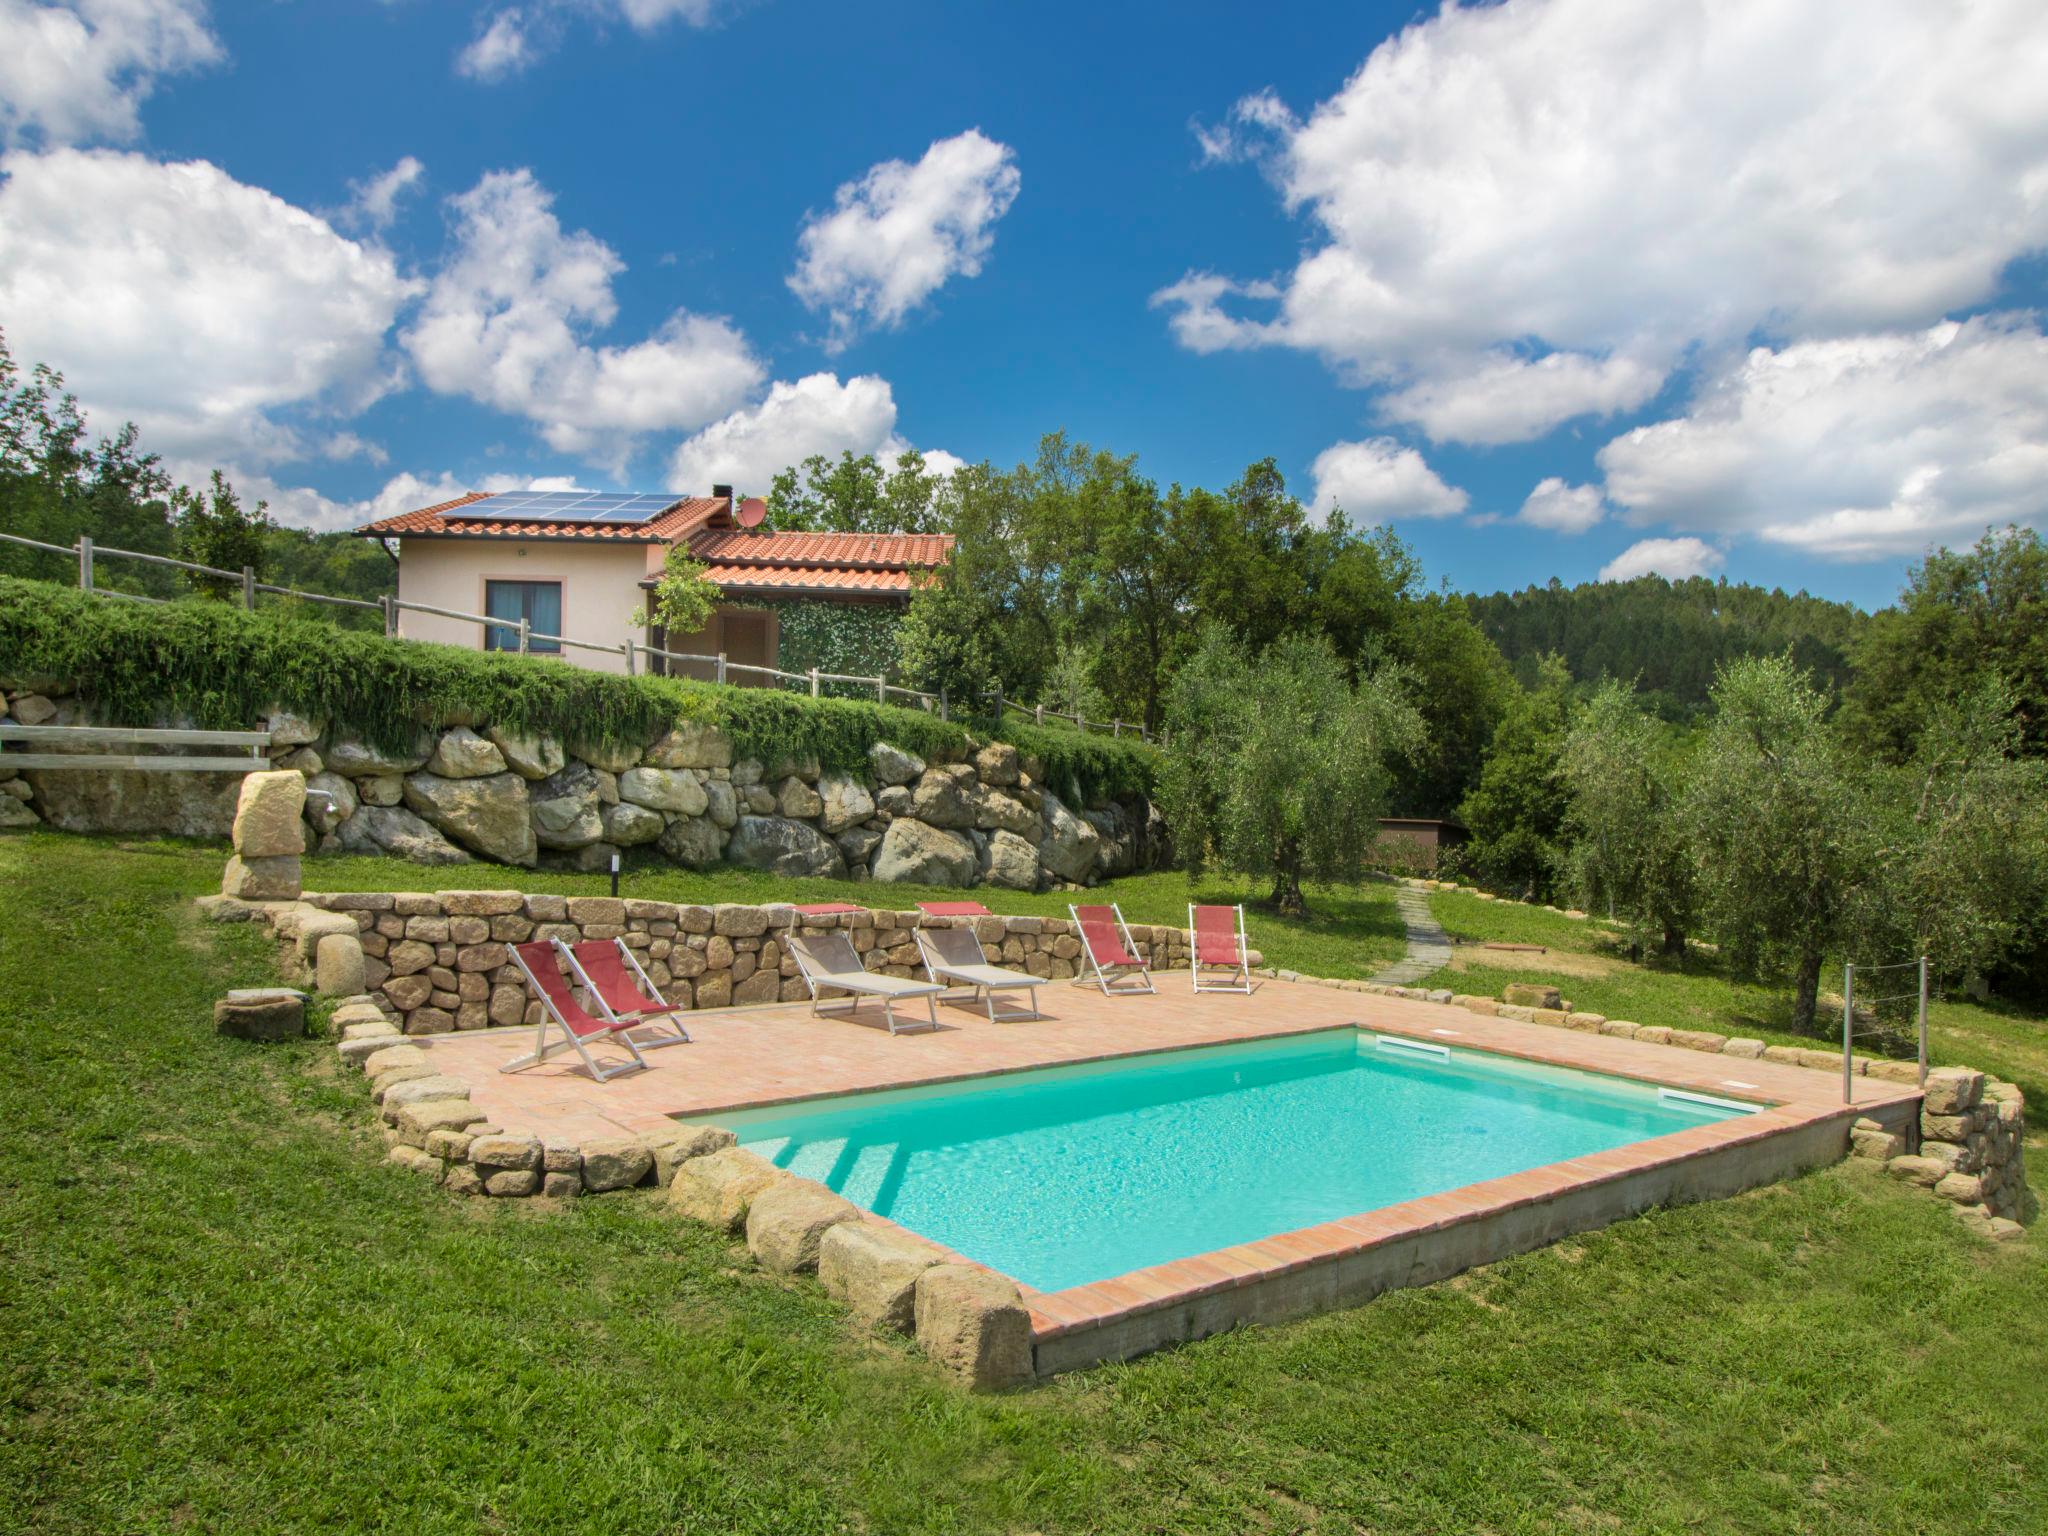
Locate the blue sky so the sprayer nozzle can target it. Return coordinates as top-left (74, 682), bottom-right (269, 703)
top-left (2, 0), bottom-right (2045, 608)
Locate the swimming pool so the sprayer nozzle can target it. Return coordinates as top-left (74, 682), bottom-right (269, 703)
top-left (718, 1028), bottom-right (1748, 1292)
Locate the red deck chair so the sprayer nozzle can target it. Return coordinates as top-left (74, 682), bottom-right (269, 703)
top-left (916, 901), bottom-right (992, 918)
top-left (1189, 903), bottom-right (1252, 993)
top-left (564, 938), bottom-right (692, 1049)
top-left (501, 940), bottom-right (650, 1082)
top-left (1068, 903), bottom-right (1155, 995)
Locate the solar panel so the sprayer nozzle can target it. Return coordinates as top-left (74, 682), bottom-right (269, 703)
top-left (462, 490), bottom-right (685, 524)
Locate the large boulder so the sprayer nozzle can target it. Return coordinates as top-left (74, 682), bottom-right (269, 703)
top-left (426, 727), bottom-right (507, 779)
top-left (325, 805), bottom-right (470, 864)
top-left (775, 775), bottom-right (825, 819)
top-left (667, 1147), bottom-right (789, 1232)
top-left (25, 763), bottom-right (240, 837)
top-left (871, 818), bottom-right (977, 886)
top-left (643, 720), bottom-right (733, 770)
top-left (214, 987), bottom-right (305, 1042)
top-left (819, 1221), bottom-right (945, 1331)
top-left (304, 771), bottom-right (357, 834)
top-left (231, 770), bottom-right (306, 857)
top-left (973, 742), bottom-right (1021, 787)
top-left (265, 710), bottom-right (323, 747)
top-left (702, 778), bottom-right (738, 829)
top-left (725, 816), bottom-right (846, 878)
top-left (868, 741), bottom-right (925, 785)
top-left (222, 853), bottom-right (300, 900)
top-left (568, 734), bottom-right (646, 774)
top-left (529, 761), bottom-right (604, 850)
top-left (403, 772), bottom-right (536, 865)
top-left (658, 815), bottom-right (726, 868)
top-left (619, 766), bottom-right (708, 816)
top-left (914, 1264), bottom-right (1034, 1391)
top-left (745, 1180), bottom-right (864, 1273)
top-left (325, 732), bottom-right (434, 777)
top-left (974, 788), bottom-right (1037, 838)
top-left (816, 771), bottom-right (874, 834)
top-left (910, 766), bottom-right (977, 830)
top-left (837, 826), bottom-right (884, 867)
top-left (600, 800), bottom-right (664, 845)
top-left (485, 726), bottom-right (565, 780)
top-left (981, 830), bottom-right (1040, 891)
top-left (1038, 790), bottom-right (1102, 883)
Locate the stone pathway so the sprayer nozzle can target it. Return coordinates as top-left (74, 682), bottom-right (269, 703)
top-left (1370, 885), bottom-right (1453, 987)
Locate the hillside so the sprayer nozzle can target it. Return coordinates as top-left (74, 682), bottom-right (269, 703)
top-left (1465, 575), bottom-right (1871, 719)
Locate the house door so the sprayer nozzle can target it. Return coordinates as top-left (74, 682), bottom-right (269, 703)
top-left (721, 611), bottom-right (776, 684)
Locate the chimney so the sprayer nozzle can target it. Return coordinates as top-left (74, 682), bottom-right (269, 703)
top-left (712, 483), bottom-right (734, 515)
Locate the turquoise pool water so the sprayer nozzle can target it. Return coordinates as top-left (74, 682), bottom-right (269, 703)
top-left (718, 1029), bottom-right (1746, 1293)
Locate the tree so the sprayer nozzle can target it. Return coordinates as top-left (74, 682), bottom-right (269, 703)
top-left (1842, 526), bottom-right (2048, 761)
top-left (1683, 654), bottom-right (1873, 1034)
top-left (1456, 655), bottom-right (1574, 901)
top-left (171, 470), bottom-right (273, 599)
top-left (639, 546), bottom-right (721, 639)
top-left (1557, 680), bottom-right (1695, 957)
top-left (1157, 627), bottom-right (1422, 916)
top-left (767, 448), bottom-right (951, 534)
top-left (1857, 676), bottom-right (2048, 987)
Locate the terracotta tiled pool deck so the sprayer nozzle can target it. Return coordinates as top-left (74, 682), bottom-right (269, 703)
top-left (418, 975), bottom-right (1922, 1373)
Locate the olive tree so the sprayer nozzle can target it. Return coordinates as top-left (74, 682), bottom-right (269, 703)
top-left (1859, 677), bottom-right (2048, 986)
top-left (1157, 627), bottom-right (1421, 916)
top-left (1557, 679), bottom-right (1695, 959)
top-left (1683, 655), bottom-right (1874, 1034)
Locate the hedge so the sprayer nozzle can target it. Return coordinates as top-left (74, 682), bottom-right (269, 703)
top-left (0, 578), bottom-right (1156, 804)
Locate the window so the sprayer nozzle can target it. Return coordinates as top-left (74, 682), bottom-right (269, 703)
top-left (483, 580), bottom-right (562, 653)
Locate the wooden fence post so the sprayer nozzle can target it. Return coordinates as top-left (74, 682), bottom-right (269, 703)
top-left (624, 638), bottom-right (636, 676)
top-left (381, 595), bottom-right (397, 637)
top-left (242, 566), bottom-right (256, 610)
top-left (78, 535), bottom-right (93, 593)
top-left (518, 617), bottom-right (530, 655)
top-left (715, 651), bottom-right (727, 686)
top-left (939, 687), bottom-right (948, 721)
top-left (810, 668), bottom-right (820, 698)
top-left (877, 674), bottom-right (886, 703)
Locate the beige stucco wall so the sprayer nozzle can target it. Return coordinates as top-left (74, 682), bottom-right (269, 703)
top-left (393, 538), bottom-right (666, 676)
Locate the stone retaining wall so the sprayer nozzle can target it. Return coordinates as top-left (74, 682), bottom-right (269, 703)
top-left (0, 683), bottom-right (1163, 892)
top-left (261, 890), bottom-right (1209, 1036)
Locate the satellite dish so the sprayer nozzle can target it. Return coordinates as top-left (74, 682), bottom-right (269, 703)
top-left (736, 497), bottom-right (768, 529)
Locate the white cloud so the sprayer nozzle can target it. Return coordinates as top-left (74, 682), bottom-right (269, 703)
top-left (1598, 537), bottom-right (1723, 583)
top-left (1158, 0), bottom-right (2048, 444)
top-left (0, 0), bottom-right (219, 146)
top-left (1517, 477), bottom-right (1605, 534)
top-left (455, 9), bottom-right (534, 81)
top-left (345, 155), bottom-right (424, 231)
top-left (0, 147), bottom-right (420, 463)
top-left (1382, 352), bottom-right (1663, 446)
top-left (789, 129), bottom-right (1020, 352)
top-left (1597, 316), bottom-right (2048, 561)
top-left (1307, 437), bottom-right (1467, 521)
top-left (402, 167), bottom-right (764, 468)
top-left (668, 372), bottom-right (939, 496)
top-left (217, 467), bottom-right (589, 535)
top-left (457, 1), bottom-right (726, 83)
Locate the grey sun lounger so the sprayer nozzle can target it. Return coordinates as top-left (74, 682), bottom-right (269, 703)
top-left (785, 931), bottom-right (943, 1035)
top-left (914, 922), bottom-right (1049, 1023)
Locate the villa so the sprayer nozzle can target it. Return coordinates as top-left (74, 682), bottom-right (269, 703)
top-left (355, 486), bottom-right (953, 677)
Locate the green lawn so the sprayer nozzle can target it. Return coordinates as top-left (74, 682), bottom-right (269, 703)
top-left (3, 831), bottom-right (2046, 1534)
top-left (1423, 891), bottom-right (2048, 1127)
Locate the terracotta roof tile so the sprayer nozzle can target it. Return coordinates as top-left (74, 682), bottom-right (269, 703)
top-left (689, 528), bottom-right (953, 567)
top-left (698, 562), bottom-right (933, 593)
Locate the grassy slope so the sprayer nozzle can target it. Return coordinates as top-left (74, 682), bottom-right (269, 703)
top-left (0, 830), bottom-right (2044, 1535)
top-left (1423, 892), bottom-right (2048, 1127)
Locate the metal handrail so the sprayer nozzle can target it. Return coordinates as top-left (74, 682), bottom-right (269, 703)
top-left (1842, 955), bottom-right (1929, 1101)
top-left (0, 529), bottom-right (1157, 743)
